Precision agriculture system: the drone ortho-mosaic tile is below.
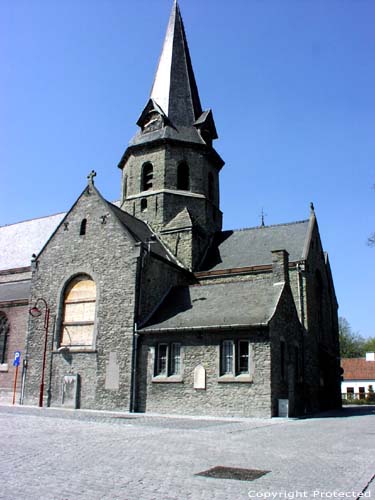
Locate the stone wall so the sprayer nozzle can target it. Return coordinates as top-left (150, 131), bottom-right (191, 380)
top-left (24, 187), bottom-right (140, 410)
top-left (136, 330), bottom-right (272, 418)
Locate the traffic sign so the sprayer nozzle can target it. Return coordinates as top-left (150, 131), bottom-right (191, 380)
top-left (13, 351), bottom-right (21, 367)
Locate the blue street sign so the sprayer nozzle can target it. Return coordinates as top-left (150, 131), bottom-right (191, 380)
top-left (13, 351), bottom-right (21, 367)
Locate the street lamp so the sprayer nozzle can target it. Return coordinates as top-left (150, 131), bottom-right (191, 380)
top-left (29, 298), bottom-right (50, 407)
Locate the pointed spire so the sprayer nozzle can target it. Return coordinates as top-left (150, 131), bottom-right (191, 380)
top-left (150, 0), bottom-right (202, 127)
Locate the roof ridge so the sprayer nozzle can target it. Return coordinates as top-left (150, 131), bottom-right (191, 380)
top-left (225, 219), bottom-right (309, 233)
top-left (0, 211), bottom-right (66, 229)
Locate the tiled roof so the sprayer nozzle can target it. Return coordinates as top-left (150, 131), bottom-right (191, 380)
top-left (140, 279), bottom-right (283, 332)
top-left (200, 220), bottom-right (310, 272)
top-left (341, 358), bottom-right (375, 381)
top-left (0, 213), bottom-right (65, 271)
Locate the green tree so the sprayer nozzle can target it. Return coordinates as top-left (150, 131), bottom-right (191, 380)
top-left (339, 317), bottom-right (365, 358)
top-left (363, 337), bottom-right (375, 353)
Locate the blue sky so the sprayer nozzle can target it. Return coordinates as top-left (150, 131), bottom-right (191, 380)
top-left (1, 0), bottom-right (374, 338)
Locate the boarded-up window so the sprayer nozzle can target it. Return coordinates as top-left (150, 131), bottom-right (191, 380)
top-left (61, 276), bottom-right (96, 347)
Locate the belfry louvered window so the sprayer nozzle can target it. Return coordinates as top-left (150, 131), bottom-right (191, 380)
top-left (61, 276), bottom-right (96, 348)
top-left (142, 162), bottom-right (153, 191)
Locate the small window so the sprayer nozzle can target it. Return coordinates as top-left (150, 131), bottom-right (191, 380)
top-left (80, 218), bottom-right (87, 236)
top-left (155, 342), bottom-right (182, 377)
top-left (123, 175), bottom-right (128, 199)
top-left (61, 276), bottom-right (96, 348)
top-left (220, 340), bottom-right (250, 376)
top-left (347, 387), bottom-right (354, 400)
top-left (141, 198), bottom-right (147, 211)
top-left (142, 162), bottom-right (153, 191)
top-left (208, 172), bottom-right (214, 201)
top-left (0, 313), bottom-right (9, 364)
top-left (177, 162), bottom-right (189, 190)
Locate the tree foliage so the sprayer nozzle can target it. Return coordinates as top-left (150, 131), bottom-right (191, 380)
top-left (339, 317), bottom-right (366, 358)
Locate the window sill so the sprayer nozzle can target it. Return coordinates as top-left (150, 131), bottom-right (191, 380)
top-left (53, 348), bottom-right (97, 354)
top-left (218, 374), bottom-right (253, 383)
top-left (152, 375), bottom-right (183, 383)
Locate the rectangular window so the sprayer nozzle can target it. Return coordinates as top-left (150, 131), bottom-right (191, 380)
top-left (156, 344), bottom-right (168, 376)
top-left (347, 387), bottom-right (354, 400)
top-left (238, 341), bottom-right (249, 374)
top-left (220, 340), bottom-right (250, 376)
top-left (221, 340), bottom-right (234, 375)
top-left (155, 343), bottom-right (182, 377)
top-left (170, 343), bottom-right (181, 375)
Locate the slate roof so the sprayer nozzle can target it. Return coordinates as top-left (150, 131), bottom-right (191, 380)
top-left (106, 202), bottom-right (180, 266)
top-left (140, 280), bottom-right (283, 332)
top-left (150, 0), bottom-right (202, 128)
top-left (0, 213), bottom-right (65, 271)
top-left (200, 220), bottom-right (310, 272)
top-left (0, 281), bottom-right (30, 303)
top-left (341, 358), bottom-right (375, 381)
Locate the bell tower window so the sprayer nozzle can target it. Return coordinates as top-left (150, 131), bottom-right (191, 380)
top-left (177, 162), bottom-right (189, 191)
top-left (142, 162), bottom-right (153, 192)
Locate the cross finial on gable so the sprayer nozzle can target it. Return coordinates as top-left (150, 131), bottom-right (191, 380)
top-left (87, 170), bottom-right (97, 186)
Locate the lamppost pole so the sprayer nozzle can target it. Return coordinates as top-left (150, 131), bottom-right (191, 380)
top-left (29, 298), bottom-right (50, 408)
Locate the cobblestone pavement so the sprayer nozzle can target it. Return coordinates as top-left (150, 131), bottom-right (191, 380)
top-left (0, 405), bottom-right (374, 500)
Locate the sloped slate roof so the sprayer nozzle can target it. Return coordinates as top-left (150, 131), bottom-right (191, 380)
top-left (0, 281), bottom-right (30, 303)
top-left (200, 220), bottom-right (310, 272)
top-left (0, 213), bottom-right (65, 271)
top-left (341, 358), bottom-right (375, 381)
top-left (141, 280), bottom-right (283, 332)
top-left (106, 202), bottom-right (180, 265)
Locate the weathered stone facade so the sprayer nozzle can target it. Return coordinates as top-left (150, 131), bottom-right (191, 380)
top-left (8, 1), bottom-right (341, 418)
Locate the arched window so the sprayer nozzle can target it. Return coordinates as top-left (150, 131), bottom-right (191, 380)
top-left (141, 162), bottom-right (153, 191)
top-left (141, 198), bottom-right (148, 211)
top-left (177, 162), bottom-right (189, 190)
top-left (80, 219), bottom-right (87, 236)
top-left (208, 172), bottom-right (214, 201)
top-left (123, 175), bottom-right (128, 199)
top-left (61, 276), bottom-right (96, 348)
top-left (0, 313), bottom-right (9, 364)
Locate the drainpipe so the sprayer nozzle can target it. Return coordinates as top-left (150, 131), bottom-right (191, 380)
top-left (130, 244), bottom-right (146, 413)
top-left (297, 262), bottom-right (308, 413)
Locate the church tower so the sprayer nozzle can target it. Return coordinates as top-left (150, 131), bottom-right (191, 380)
top-left (118, 0), bottom-right (224, 270)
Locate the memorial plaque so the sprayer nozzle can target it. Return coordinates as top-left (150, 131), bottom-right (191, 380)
top-left (105, 352), bottom-right (120, 390)
top-left (62, 374), bottom-right (80, 409)
top-left (194, 365), bottom-right (206, 390)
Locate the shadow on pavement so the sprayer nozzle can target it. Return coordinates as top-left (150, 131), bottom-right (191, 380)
top-left (306, 405), bottom-right (375, 419)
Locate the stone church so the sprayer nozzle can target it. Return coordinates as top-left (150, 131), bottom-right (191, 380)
top-left (1, 1), bottom-right (341, 417)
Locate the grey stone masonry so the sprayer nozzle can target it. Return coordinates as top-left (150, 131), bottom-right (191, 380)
top-left (24, 185), bottom-right (140, 411)
top-left (137, 330), bottom-right (272, 418)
